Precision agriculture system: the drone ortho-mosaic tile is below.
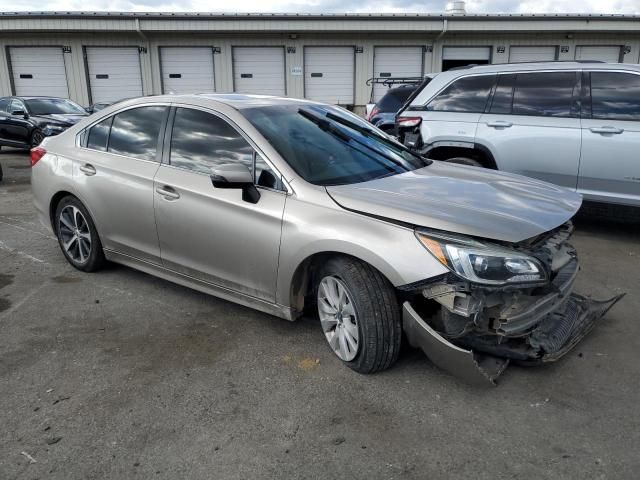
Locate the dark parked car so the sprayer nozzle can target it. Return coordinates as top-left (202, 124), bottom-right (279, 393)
top-left (0, 96), bottom-right (89, 149)
top-left (366, 85), bottom-right (418, 133)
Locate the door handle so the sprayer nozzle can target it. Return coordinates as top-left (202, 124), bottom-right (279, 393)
top-left (590, 126), bottom-right (624, 135)
top-left (486, 121), bottom-right (513, 128)
top-left (79, 164), bottom-right (96, 176)
top-left (156, 186), bottom-right (180, 200)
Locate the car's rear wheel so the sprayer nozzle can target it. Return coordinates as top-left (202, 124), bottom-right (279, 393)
top-left (316, 257), bottom-right (401, 374)
top-left (55, 196), bottom-right (105, 272)
top-left (30, 130), bottom-right (45, 148)
top-left (445, 156), bottom-right (483, 167)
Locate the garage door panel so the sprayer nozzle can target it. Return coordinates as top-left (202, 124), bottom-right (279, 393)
top-left (373, 46), bottom-right (423, 101)
top-left (304, 47), bottom-right (354, 105)
top-left (575, 46), bottom-right (622, 63)
top-left (233, 47), bottom-right (285, 96)
top-left (161, 47), bottom-right (215, 94)
top-left (86, 47), bottom-right (143, 103)
top-left (9, 47), bottom-right (69, 98)
top-left (509, 46), bottom-right (557, 63)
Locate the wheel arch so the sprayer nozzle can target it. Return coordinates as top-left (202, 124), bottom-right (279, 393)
top-left (425, 141), bottom-right (499, 170)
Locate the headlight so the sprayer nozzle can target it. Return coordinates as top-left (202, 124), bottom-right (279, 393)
top-left (416, 231), bottom-right (547, 285)
top-left (42, 125), bottom-right (67, 135)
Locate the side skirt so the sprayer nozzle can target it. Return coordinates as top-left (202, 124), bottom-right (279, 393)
top-left (104, 249), bottom-right (296, 321)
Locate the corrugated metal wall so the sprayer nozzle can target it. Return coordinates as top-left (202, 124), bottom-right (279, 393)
top-left (1, 29), bottom-right (639, 111)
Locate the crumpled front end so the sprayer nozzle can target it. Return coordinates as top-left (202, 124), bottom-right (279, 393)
top-left (401, 222), bottom-right (624, 386)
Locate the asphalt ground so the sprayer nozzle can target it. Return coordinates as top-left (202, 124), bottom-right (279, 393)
top-left (1, 148), bottom-right (639, 479)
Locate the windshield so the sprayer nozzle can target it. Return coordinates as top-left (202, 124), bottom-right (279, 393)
top-left (25, 98), bottom-right (87, 116)
top-left (243, 104), bottom-right (429, 186)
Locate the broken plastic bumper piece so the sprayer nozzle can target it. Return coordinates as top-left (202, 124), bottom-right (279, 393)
top-left (402, 292), bottom-right (624, 386)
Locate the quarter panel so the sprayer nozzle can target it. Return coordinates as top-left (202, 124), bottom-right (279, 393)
top-left (275, 190), bottom-right (448, 307)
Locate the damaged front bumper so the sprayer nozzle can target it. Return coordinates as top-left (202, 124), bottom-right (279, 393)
top-left (402, 224), bottom-right (624, 386)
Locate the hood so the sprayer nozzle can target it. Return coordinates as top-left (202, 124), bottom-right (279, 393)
top-left (326, 161), bottom-right (582, 243)
top-left (34, 113), bottom-right (88, 126)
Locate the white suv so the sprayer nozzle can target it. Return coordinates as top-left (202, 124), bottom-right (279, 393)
top-left (397, 62), bottom-right (640, 209)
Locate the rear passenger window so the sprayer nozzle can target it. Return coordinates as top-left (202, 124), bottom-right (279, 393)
top-left (590, 72), bottom-right (640, 121)
top-left (86, 117), bottom-right (112, 152)
top-left (426, 75), bottom-right (495, 113)
top-left (170, 107), bottom-right (254, 176)
top-left (108, 106), bottom-right (167, 162)
top-left (512, 72), bottom-right (577, 117)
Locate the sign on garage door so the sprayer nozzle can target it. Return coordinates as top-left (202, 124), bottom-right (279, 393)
top-left (304, 47), bottom-right (355, 105)
top-left (233, 47), bottom-right (286, 96)
top-left (9, 47), bottom-right (69, 98)
top-left (575, 46), bottom-right (622, 63)
top-left (373, 46), bottom-right (424, 102)
top-left (509, 46), bottom-right (557, 63)
top-left (160, 47), bottom-right (215, 94)
top-left (85, 47), bottom-right (143, 103)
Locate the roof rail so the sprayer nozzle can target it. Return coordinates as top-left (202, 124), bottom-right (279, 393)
top-left (366, 76), bottom-right (425, 87)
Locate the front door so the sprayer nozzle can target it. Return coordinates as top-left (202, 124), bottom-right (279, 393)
top-left (579, 71), bottom-right (640, 206)
top-left (153, 106), bottom-right (286, 302)
top-left (6, 99), bottom-right (31, 145)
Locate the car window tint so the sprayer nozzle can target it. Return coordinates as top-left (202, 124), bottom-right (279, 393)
top-left (590, 72), bottom-right (640, 121)
top-left (426, 75), bottom-right (495, 113)
top-left (377, 88), bottom-right (415, 113)
top-left (170, 107), bottom-right (254, 177)
top-left (0, 98), bottom-right (10, 113)
top-left (87, 116), bottom-right (113, 152)
top-left (512, 72), bottom-right (576, 117)
top-left (490, 74), bottom-right (515, 114)
top-left (108, 106), bottom-right (167, 161)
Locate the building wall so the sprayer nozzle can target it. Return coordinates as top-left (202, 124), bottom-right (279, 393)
top-left (1, 29), bottom-right (639, 111)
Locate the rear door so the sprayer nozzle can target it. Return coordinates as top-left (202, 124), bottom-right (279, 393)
top-left (477, 71), bottom-right (581, 188)
top-left (85, 47), bottom-right (144, 103)
top-left (153, 106), bottom-right (286, 301)
top-left (74, 105), bottom-right (169, 263)
top-left (579, 71), bottom-right (640, 206)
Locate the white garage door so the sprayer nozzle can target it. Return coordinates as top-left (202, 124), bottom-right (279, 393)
top-left (233, 47), bottom-right (285, 96)
top-left (9, 47), bottom-right (69, 98)
top-left (442, 47), bottom-right (491, 61)
top-left (160, 47), bottom-right (215, 94)
top-left (509, 46), bottom-right (557, 63)
top-left (575, 46), bottom-right (622, 63)
top-left (373, 47), bottom-right (424, 102)
top-left (305, 47), bottom-right (355, 105)
top-left (85, 47), bottom-right (143, 103)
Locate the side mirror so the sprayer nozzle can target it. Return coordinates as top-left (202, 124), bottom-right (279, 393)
top-left (210, 163), bottom-right (261, 204)
top-left (11, 109), bottom-right (27, 118)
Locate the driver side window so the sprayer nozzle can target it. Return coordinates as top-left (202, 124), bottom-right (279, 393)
top-left (169, 107), bottom-right (283, 190)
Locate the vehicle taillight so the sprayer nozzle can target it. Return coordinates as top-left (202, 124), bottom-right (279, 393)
top-left (368, 106), bottom-right (380, 121)
top-left (30, 147), bottom-right (46, 167)
top-left (396, 117), bottom-right (422, 129)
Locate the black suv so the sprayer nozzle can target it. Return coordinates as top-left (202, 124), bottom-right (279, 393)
top-left (0, 96), bottom-right (88, 149)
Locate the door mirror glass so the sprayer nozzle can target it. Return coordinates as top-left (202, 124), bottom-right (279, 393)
top-left (210, 163), bottom-right (261, 204)
top-left (11, 109), bottom-right (26, 117)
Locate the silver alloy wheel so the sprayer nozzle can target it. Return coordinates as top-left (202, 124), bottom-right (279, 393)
top-left (58, 205), bottom-right (92, 264)
top-left (318, 276), bottom-right (360, 361)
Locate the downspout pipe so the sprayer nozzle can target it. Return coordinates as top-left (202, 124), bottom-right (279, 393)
top-left (433, 19), bottom-right (448, 72)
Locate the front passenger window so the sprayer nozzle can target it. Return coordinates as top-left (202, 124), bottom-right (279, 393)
top-left (170, 107), bottom-right (282, 190)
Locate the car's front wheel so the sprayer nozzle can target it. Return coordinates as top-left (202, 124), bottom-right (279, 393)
top-left (55, 196), bottom-right (105, 272)
top-left (445, 156), bottom-right (483, 167)
top-left (316, 257), bottom-right (401, 374)
top-left (30, 129), bottom-right (45, 148)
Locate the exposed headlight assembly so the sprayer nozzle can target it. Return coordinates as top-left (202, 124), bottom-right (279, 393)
top-left (416, 230), bottom-right (547, 286)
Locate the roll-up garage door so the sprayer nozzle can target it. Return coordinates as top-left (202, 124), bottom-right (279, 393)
top-left (373, 46), bottom-right (424, 102)
top-left (509, 46), bottom-right (557, 63)
top-left (85, 47), bottom-right (143, 103)
top-left (575, 46), bottom-right (622, 63)
top-left (9, 47), bottom-right (69, 98)
top-left (232, 47), bottom-right (286, 96)
top-left (304, 47), bottom-right (355, 105)
top-left (160, 47), bottom-right (215, 94)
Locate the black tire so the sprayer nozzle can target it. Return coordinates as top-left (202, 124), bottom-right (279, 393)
top-left (54, 196), bottom-right (105, 272)
top-left (30, 129), bottom-right (45, 148)
top-left (445, 156), bottom-right (483, 167)
top-left (316, 256), bottom-right (402, 374)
